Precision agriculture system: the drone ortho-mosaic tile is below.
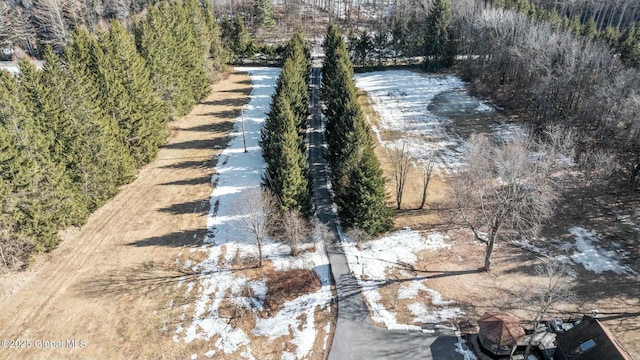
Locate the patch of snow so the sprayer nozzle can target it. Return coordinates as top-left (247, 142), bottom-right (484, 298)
top-left (398, 281), bottom-right (429, 300)
top-left (253, 281), bottom-right (331, 358)
top-left (204, 350), bottom-right (216, 358)
top-left (425, 232), bottom-right (452, 251)
top-left (569, 226), bottom-right (637, 276)
top-left (615, 214), bottom-right (640, 233)
top-left (475, 102), bottom-right (493, 112)
top-left (172, 67), bottom-right (333, 359)
top-left (185, 282), bottom-right (195, 294)
top-left (490, 122), bottom-right (527, 143)
top-left (512, 239), bottom-right (550, 257)
top-left (322, 322), bottom-right (331, 350)
top-left (191, 354), bottom-right (197, 360)
top-left (408, 302), bottom-right (461, 324)
top-left (455, 335), bottom-right (477, 360)
top-left (344, 228), bottom-right (460, 330)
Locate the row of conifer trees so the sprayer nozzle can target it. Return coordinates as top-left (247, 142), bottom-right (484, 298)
top-left (261, 33), bottom-right (313, 218)
top-left (322, 25), bottom-right (393, 236)
top-left (0, 0), bottom-right (226, 269)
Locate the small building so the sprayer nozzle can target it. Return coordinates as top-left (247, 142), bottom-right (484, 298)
top-left (554, 315), bottom-right (635, 360)
top-left (477, 312), bottom-right (526, 356)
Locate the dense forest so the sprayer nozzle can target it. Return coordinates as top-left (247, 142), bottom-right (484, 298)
top-left (0, 0), bottom-right (226, 270)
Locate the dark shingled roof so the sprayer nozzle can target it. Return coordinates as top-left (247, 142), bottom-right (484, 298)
top-left (555, 316), bottom-right (635, 360)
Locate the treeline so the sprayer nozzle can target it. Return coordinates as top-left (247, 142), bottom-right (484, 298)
top-left (322, 25), bottom-right (393, 235)
top-left (0, 0), bottom-right (304, 62)
top-left (0, 0), bottom-right (149, 56)
top-left (488, 0), bottom-right (640, 68)
top-left (453, 1), bottom-right (640, 187)
top-left (261, 32), bottom-right (313, 217)
top-left (341, 0), bottom-right (639, 70)
top-left (0, 0), bottom-right (225, 271)
top-left (344, 0), bottom-right (456, 70)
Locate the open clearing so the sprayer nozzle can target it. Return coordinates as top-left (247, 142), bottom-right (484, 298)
top-left (354, 69), bottom-right (640, 359)
top-left (0, 71), bottom-right (245, 359)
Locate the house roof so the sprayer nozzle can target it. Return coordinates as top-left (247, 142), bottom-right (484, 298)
top-left (477, 312), bottom-right (526, 347)
top-left (555, 316), bottom-right (635, 360)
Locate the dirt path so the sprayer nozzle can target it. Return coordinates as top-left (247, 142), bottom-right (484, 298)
top-left (0, 71), bottom-right (252, 359)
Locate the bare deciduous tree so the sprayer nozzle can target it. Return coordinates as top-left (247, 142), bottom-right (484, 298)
top-left (236, 187), bottom-right (278, 268)
top-left (282, 209), bottom-right (310, 256)
top-left (417, 157), bottom-right (435, 210)
top-left (0, 3), bottom-right (13, 48)
top-left (32, 0), bottom-right (69, 49)
top-left (523, 257), bottom-right (576, 358)
top-left (576, 149), bottom-right (619, 207)
top-left (453, 133), bottom-right (560, 271)
top-left (389, 141), bottom-right (412, 209)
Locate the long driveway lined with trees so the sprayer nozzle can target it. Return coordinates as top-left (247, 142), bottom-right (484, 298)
top-left (309, 60), bottom-right (465, 360)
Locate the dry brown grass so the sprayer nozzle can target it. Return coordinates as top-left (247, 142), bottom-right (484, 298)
top-left (265, 269), bottom-right (322, 313)
top-left (358, 89), bottom-right (640, 359)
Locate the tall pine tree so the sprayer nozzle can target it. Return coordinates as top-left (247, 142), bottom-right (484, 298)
top-left (322, 26), bottom-right (393, 235)
top-left (261, 34), bottom-right (313, 217)
top-left (95, 21), bottom-right (168, 166)
top-left (424, 0), bottom-right (456, 70)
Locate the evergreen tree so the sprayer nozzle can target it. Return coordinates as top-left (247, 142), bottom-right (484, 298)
top-left (261, 37), bottom-right (313, 217)
top-left (270, 100), bottom-right (312, 215)
top-left (424, 0), bottom-right (456, 70)
top-left (95, 21), bottom-right (168, 166)
top-left (275, 56), bottom-right (309, 134)
top-left (42, 47), bottom-right (131, 214)
top-left (135, 2), bottom-right (202, 117)
top-left (13, 60), bottom-right (84, 249)
top-left (619, 23), bottom-right (640, 68)
top-left (340, 150), bottom-right (394, 234)
top-left (254, 0), bottom-right (276, 29)
top-left (175, 0), bottom-right (210, 101)
top-left (201, 1), bottom-right (230, 70)
top-left (321, 25), bottom-right (393, 235)
top-left (581, 17), bottom-right (598, 40)
top-left (0, 76), bottom-right (36, 192)
top-left (232, 14), bottom-right (252, 62)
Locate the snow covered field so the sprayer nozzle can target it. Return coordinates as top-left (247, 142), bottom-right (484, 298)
top-left (355, 70), bottom-right (499, 174)
top-left (173, 67), bottom-right (332, 360)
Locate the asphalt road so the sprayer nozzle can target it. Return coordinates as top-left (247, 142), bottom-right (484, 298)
top-left (308, 61), bottom-right (468, 360)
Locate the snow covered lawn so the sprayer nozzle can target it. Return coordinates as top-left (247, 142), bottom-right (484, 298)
top-left (172, 67), bottom-right (333, 360)
top-left (344, 228), bottom-right (462, 331)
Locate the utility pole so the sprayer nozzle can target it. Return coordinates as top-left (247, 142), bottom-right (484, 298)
top-left (241, 108), bottom-right (248, 153)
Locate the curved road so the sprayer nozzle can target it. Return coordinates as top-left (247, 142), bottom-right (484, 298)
top-left (308, 62), bottom-right (467, 360)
